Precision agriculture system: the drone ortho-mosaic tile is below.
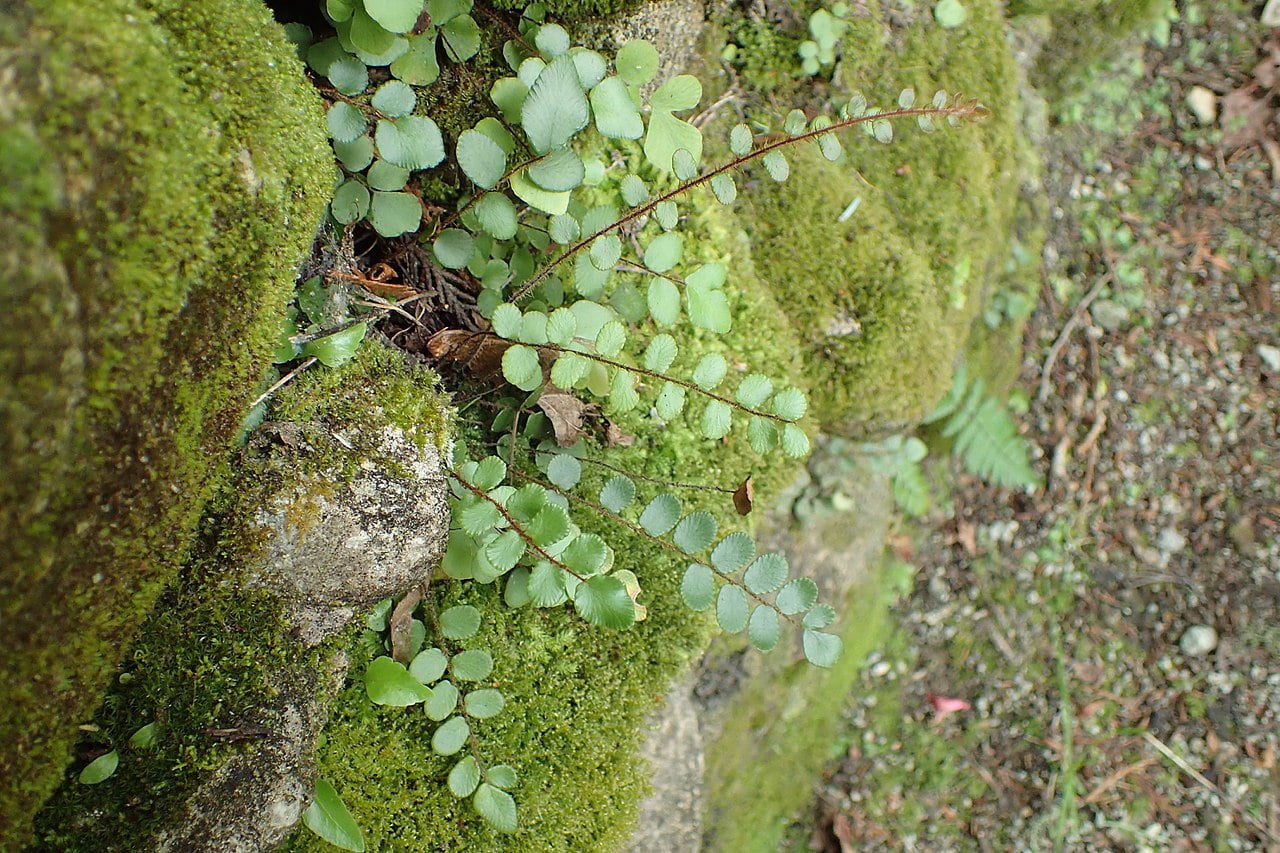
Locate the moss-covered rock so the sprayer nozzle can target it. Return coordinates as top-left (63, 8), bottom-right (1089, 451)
top-left (0, 0), bottom-right (331, 843)
top-left (716, 0), bottom-right (1023, 434)
top-left (31, 345), bottom-right (453, 850)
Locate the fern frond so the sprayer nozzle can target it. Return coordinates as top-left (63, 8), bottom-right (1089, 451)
top-left (929, 367), bottom-right (1039, 488)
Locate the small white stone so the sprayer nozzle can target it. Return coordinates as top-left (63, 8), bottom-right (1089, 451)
top-left (1180, 624), bottom-right (1219, 657)
top-left (1257, 343), bottom-right (1280, 373)
top-left (1158, 527), bottom-right (1187, 554)
top-left (1263, 0), bottom-right (1280, 27)
top-left (1186, 86), bottom-right (1218, 125)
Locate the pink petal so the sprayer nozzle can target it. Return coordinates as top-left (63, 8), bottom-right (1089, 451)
top-left (927, 692), bottom-right (971, 722)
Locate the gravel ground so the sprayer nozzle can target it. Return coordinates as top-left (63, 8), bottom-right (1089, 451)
top-left (806, 4), bottom-right (1280, 851)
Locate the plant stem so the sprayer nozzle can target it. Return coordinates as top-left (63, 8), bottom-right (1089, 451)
top-left (450, 467), bottom-right (587, 582)
top-left (578, 454), bottom-right (736, 494)
top-left (538, 340), bottom-right (792, 425)
top-left (511, 102), bottom-right (986, 302)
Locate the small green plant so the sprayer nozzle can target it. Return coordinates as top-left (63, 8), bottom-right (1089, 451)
top-left (302, 779), bottom-right (365, 851)
top-left (798, 3), bottom-right (851, 76)
top-left (923, 365), bottom-right (1039, 488)
top-left (270, 0), bottom-right (991, 838)
top-left (862, 435), bottom-right (932, 517)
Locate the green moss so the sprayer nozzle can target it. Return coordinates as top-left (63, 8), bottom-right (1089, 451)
top-left (273, 344), bottom-right (453, 454)
top-left (723, 0), bottom-right (1022, 434)
top-left (702, 547), bottom-right (900, 852)
top-left (31, 347), bottom-right (452, 850)
top-left (488, 0), bottom-right (649, 23)
top-left (1028, 0), bottom-right (1166, 97)
top-left (0, 0), bottom-right (331, 843)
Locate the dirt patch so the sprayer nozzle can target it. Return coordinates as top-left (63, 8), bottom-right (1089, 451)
top-left (804, 3), bottom-right (1280, 850)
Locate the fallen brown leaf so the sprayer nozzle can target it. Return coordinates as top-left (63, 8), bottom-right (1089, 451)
top-left (389, 586), bottom-right (424, 665)
top-left (427, 329), bottom-right (510, 379)
top-left (1220, 84), bottom-right (1273, 150)
top-left (605, 421), bottom-right (635, 447)
top-left (536, 386), bottom-right (594, 447)
top-left (733, 476), bottom-right (754, 515)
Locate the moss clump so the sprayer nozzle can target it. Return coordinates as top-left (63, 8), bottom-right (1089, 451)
top-left (31, 346), bottom-right (453, 850)
top-left (0, 0), bottom-right (331, 843)
top-left (725, 0), bottom-right (1022, 434)
top-left (1025, 0), bottom-right (1166, 97)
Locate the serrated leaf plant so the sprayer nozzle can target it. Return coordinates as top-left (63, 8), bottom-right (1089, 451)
top-left (278, 3), bottom-right (993, 840)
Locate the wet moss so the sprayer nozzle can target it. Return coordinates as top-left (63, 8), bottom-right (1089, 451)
top-left (0, 0), bottom-right (330, 843)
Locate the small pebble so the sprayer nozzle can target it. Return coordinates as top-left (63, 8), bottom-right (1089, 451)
top-left (1264, 0), bottom-right (1280, 26)
top-left (1090, 299), bottom-right (1130, 332)
top-left (1158, 527), bottom-right (1187, 554)
top-left (1257, 343), bottom-right (1280, 373)
top-left (1185, 86), bottom-right (1217, 125)
top-left (1180, 624), bottom-right (1218, 657)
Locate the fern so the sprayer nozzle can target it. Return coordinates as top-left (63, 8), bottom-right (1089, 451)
top-left (924, 365), bottom-right (1038, 488)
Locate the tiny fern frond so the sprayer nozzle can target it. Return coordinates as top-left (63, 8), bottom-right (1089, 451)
top-left (929, 367), bottom-right (1039, 488)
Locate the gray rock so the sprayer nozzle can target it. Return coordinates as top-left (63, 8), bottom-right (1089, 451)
top-left (1090, 298), bottom-right (1130, 332)
top-left (629, 676), bottom-right (705, 853)
top-left (153, 414), bottom-right (449, 851)
top-left (1180, 625), bottom-right (1219, 657)
top-left (251, 424), bottom-right (449, 646)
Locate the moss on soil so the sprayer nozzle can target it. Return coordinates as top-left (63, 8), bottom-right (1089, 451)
top-left (1024, 0), bottom-right (1167, 97)
top-left (31, 345), bottom-right (453, 850)
top-left (0, 0), bottom-right (331, 844)
top-left (719, 0), bottom-right (1025, 434)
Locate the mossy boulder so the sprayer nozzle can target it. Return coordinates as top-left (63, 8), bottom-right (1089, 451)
top-left (32, 345), bottom-right (453, 850)
top-left (717, 0), bottom-right (1024, 434)
top-left (0, 0), bottom-right (331, 843)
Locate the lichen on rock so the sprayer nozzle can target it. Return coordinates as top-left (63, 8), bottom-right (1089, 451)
top-left (32, 345), bottom-right (454, 851)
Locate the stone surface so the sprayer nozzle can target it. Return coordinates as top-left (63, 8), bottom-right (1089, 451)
top-left (587, 0), bottom-right (707, 88)
top-left (628, 675), bottom-right (705, 853)
top-left (1180, 625), bottom-right (1219, 657)
top-left (251, 424), bottom-right (450, 646)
